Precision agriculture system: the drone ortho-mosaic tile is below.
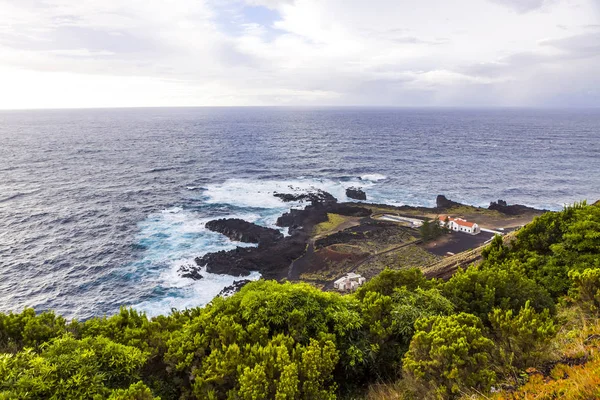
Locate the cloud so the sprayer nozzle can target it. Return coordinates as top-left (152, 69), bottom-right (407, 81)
top-left (46, 48), bottom-right (116, 57)
top-left (540, 32), bottom-right (600, 56)
top-left (241, 0), bottom-right (293, 9)
top-left (0, 0), bottom-right (598, 108)
top-left (488, 0), bottom-right (552, 13)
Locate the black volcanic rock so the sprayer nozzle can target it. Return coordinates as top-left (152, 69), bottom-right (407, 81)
top-left (274, 190), bottom-right (337, 206)
top-left (277, 208), bottom-right (329, 230)
top-left (346, 187), bottom-right (367, 200)
top-left (218, 280), bottom-right (252, 298)
top-left (189, 199), bottom-right (372, 282)
top-left (195, 248), bottom-right (254, 277)
top-left (436, 195), bottom-right (464, 210)
top-left (195, 233), bottom-right (307, 279)
top-left (333, 204), bottom-right (372, 217)
top-left (179, 264), bottom-right (203, 280)
top-left (489, 199), bottom-right (547, 215)
top-left (276, 203), bottom-right (370, 232)
top-left (274, 193), bottom-right (309, 202)
top-left (205, 218), bottom-right (283, 245)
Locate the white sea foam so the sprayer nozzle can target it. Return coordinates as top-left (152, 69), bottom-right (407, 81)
top-left (203, 176), bottom-right (383, 210)
top-left (131, 206), bottom-right (262, 315)
top-left (133, 175), bottom-right (393, 316)
top-left (134, 258), bottom-right (261, 317)
top-left (360, 173), bottom-right (388, 182)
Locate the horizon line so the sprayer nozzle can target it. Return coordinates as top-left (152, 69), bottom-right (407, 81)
top-left (2, 105), bottom-right (600, 112)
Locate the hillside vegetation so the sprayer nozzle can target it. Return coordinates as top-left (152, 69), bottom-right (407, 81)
top-left (0, 202), bottom-right (599, 399)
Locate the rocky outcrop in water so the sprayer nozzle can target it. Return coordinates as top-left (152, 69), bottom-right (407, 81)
top-left (346, 187), bottom-right (367, 200)
top-left (179, 264), bottom-right (203, 280)
top-left (274, 189), bottom-right (337, 205)
top-left (277, 203), bottom-right (371, 233)
top-left (191, 196), bottom-right (372, 280)
top-left (195, 233), bottom-right (307, 279)
top-left (435, 195), bottom-right (464, 210)
top-left (489, 199), bottom-right (546, 215)
top-left (205, 218), bottom-right (283, 245)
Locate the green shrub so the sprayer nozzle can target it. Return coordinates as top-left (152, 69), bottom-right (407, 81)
top-left (569, 268), bottom-right (600, 315)
top-left (442, 264), bottom-right (554, 324)
top-left (0, 335), bottom-right (148, 399)
top-left (0, 308), bottom-right (66, 352)
top-left (355, 268), bottom-right (433, 300)
top-left (508, 201), bottom-right (600, 298)
top-left (481, 234), bottom-right (510, 263)
top-left (390, 287), bottom-right (454, 346)
top-left (165, 281), bottom-right (358, 398)
top-left (108, 382), bottom-right (159, 400)
top-left (489, 300), bottom-right (557, 371)
top-left (403, 313), bottom-right (496, 398)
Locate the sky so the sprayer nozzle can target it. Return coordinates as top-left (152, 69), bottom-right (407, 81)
top-left (0, 0), bottom-right (599, 109)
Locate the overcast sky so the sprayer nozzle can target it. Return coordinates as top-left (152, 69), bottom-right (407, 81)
top-left (0, 0), bottom-right (599, 109)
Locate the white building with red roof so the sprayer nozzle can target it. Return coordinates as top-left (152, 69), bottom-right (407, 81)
top-left (439, 215), bottom-right (480, 235)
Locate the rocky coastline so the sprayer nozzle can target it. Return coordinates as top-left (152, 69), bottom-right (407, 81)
top-left (183, 188), bottom-right (547, 294)
top-left (205, 218), bottom-right (283, 245)
top-left (488, 199), bottom-right (549, 215)
top-left (346, 187), bottom-right (367, 200)
top-left (193, 190), bottom-right (372, 279)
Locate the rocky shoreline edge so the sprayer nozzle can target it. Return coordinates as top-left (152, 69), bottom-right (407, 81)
top-left (179, 188), bottom-right (547, 291)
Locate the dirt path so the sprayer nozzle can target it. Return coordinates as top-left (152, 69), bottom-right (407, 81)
top-left (288, 240), bottom-right (314, 280)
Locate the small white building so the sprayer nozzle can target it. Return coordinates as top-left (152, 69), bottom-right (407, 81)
top-left (439, 215), bottom-right (481, 235)
top-left (334, 272), bottom-right (366, 291)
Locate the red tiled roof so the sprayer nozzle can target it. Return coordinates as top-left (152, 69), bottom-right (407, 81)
top-left (454, 219), bottom-right (475, 228)
top-left (439, 215), bottom-right (476, 228)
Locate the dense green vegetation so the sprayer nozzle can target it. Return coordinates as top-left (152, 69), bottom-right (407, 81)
top-left (0, 202), bottom-right (599, 399)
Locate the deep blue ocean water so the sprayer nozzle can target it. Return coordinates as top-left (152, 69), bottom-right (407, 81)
top-left (1, 107), bottom-right (599, 319)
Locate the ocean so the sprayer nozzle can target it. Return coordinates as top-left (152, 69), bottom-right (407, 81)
top-left (1, 107), bottom-right (599, 319)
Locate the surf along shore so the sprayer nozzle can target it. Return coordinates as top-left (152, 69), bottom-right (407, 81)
top-left (188, 189), bottom-right (547, 294)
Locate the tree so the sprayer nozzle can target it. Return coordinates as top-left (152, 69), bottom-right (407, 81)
top-left (419, 218), bottom-right (445, 241)
top-left (569, 268), bottom-right (600, 316)
top-left (390, 287), bottom-right (454, 346)
top-left (442, 264), bottom-right (555, 325)
top-left (0, 308), bottom-right (66, 352)
top-left (403, 313), bottom-right (496, 398)
top-left (0, 335), bottom-right (149, 399)
top-left (355, 268), bottom-right (432, 300)
top-left (489, 301), bottom-right (557, 371)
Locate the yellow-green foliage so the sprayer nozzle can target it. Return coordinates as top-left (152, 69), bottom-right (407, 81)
top-left (0, 308), bottom-right (66, 352)
top-left (0, 202), bottom-right (598, 399)
top-left (569, 268), bottom-right (600, 315)
top-left (403, 313), bottom-right (496, 399)
top-left (108, 382), bottom-right (159, 400)
top-left (490, 313), bottom-right (600, 400)
top-left (313, 213), bottom-right (349, 236)
top-left (0, 335), bottom-right (149, 399)
top-left (489, 300), bottom-right (557, 370)
top-left (164, 281), bottom-right (359, 399)
top-left (442, 264), bottom-right (555, 325)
